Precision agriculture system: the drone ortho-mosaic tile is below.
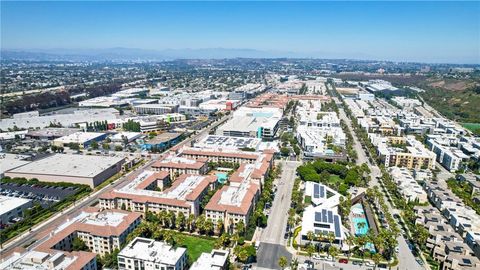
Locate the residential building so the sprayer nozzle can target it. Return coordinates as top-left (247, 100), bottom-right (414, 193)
top-left (190, 250), bottom-right (229, 270)
top-left (117, 237), bottom-right (187, 270)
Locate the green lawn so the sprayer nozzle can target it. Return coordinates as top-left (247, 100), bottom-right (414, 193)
top-left (461, 122), bottom-right (480, 132)
top-left (328, 175), bottom-right (342, 185)
top-left (175, 233), bottom-right (215, 264)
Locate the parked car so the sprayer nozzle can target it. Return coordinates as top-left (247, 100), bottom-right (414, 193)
top-left (339, 258), bottom-right (348, 264)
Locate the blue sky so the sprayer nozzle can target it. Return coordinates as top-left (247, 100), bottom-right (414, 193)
top-left (1, 1), bottom-right (479, 63)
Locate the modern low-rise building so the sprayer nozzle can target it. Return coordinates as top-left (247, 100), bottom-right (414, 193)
top-left (190, 249), bottom-right (229, 270)
top-left (0, 195), bottom-right (32, 225)
top-left (388, 167), bottom-right (428, 203)
top-left (117, 237), bottom-right (187, 270)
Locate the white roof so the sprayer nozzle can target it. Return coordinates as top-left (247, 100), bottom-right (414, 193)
top-left (7, 154), bottom-right (124, 178)
top-left (0, 196), bottom-right (31, 216)
top-left (53, 132), bottom-right (105, 144)
top-left (119, 237), bottom-right (186, 265)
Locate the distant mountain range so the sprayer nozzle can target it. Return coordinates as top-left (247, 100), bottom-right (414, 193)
top-left (0, 47), bottom-right (314, 62)
top-left (1, 47), bottom-right (376, 62)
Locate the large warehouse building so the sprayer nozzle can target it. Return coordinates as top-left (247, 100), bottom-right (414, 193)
top-left (5, 154), bottom-right (125, 188)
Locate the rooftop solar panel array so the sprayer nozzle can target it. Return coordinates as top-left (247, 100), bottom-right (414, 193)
top-left (313, 183), bottom-right (325, 199)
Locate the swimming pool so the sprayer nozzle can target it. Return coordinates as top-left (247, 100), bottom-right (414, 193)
top-left (351, 203), bottom-right (369, 236)
top-left (215, 172), bottom-right (228, 184)
top-left (351, 203), bottom-right (376, 252)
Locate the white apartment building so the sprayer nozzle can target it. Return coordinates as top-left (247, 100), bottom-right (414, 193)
top-left (388, 167), bottom-right (428, 203)
top-left (118, 238), bottom-right (187, 270)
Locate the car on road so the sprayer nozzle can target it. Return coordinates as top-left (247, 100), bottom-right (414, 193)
top-left (365, 261), bottom-right (375, 267)
top-left (312, 254), bottom-right (322, 260)
top-left (352, 260), bottom-right (363, 266)
top-left (339, 258), bottom-right (348, 264)
top-left (416, 258), bottom-right (424, 265)
top-left (378, 263), bottom-right (388, 269)
top-left (395, 246), bottom-right (399, 253)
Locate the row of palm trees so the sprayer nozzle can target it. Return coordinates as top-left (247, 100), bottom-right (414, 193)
top-left (146, 210), bottom-right (244, 237)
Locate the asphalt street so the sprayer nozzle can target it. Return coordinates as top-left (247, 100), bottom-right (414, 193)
top-left (335, 98), bottom-right (424, 270)
top-left (256, 160), bottom-right (300, 269)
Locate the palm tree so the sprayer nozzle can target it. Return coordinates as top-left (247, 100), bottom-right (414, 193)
top-left (329, 245), bottom-right (339, 261)
top-left (306, 230), bottom-right (315, 244)
top-left (158, 210), bottom-right (167, 227)
top-left (216, 219), bottom-right (224, 235)
top-left (166, 211), bottom-right (175, 228)
top-left (345, 235), bottom-right (355, 259)
top-left (278, 256), bottom-right (288, 270)
top-left (290, 258), bottom-right (299, 270)
top-left (196, 215), bottom-right (206, 234)
top-left (327, 232), bottom-right (336, 246)
top-left (187, 214), bottom-right (195, 232)
top-left (205, 218), bottom-right (214, 235)
top-left (355, 235), bottom-right (367, 263)
top-left (164, 230), bottom-right (176, 246)
top-left (306, 244), bottom-right (315, 260)
top-left (176, 212), bottom-right (186, 231)
top-left (372, 253), bottom-right (383, 270)
top-left (236, 220), bottom-right (245, 236)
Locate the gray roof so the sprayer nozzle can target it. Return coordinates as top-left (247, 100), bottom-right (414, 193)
top-left (7, 154), bottom-right (124, 178)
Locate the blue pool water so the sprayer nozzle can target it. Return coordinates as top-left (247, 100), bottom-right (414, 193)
top-left (351, 203), bottom-right (369, 236)
top-left (351, 203), bottom-right (376, 252)
top-left (216, 172), bottom-right (228, 184)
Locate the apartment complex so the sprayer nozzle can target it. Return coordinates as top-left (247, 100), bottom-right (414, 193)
top-left (370, 134), bottom-right (436, 170)
top-left (100, 171), bottom-right (216, 217)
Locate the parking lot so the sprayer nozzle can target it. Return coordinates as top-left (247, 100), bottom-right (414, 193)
top-left (0, 183), bottom-right (78, 206)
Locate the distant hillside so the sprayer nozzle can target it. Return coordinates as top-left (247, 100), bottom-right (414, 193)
top-left (1, 48), bottom-right (301, 61)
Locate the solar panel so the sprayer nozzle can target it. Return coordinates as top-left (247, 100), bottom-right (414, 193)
top-left (315, 212), bottom-right (322, 222)
top-left (322, 209), bottom-right (328, 222)
top-left (313, 184), bottom-right (320, 199)
top-left (333, 215), bottom-right (341, 237)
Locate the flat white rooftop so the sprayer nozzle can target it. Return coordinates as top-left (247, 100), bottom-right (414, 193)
top-left (54, 132), bottom-right (105, 144)
top-left (0, 195), bottom-right (31, 216)
top-left (81, 211), bottom-right (128, 227)
top-left (7, 154), bottom-right (124, 178)
top-left (119, 237), bottom-right (186, 265)
top-left (196, 135), bottom-right (261, 150)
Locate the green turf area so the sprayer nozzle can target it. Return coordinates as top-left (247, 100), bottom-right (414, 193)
top-left (175, 233), bottom-right (215, 264)
top-left (461, 123), bottom-right (480, 133)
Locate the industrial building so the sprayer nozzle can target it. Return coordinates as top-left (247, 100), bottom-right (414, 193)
top-left (133, 104), bottom-right (177, 115)
top-left (140, 132), bottom-right (183, 151)
top-left (5, 154), bottom-right (125, 188)
top-left (53, 132), bottom-right (107, 149)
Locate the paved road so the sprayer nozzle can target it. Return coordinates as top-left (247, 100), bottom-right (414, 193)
top-left (0, 114), bottom-right (230, 255)
top-left (256, 160), bottom-right (300, 269)
top-left (335, 97), bottom-right (423, 270)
